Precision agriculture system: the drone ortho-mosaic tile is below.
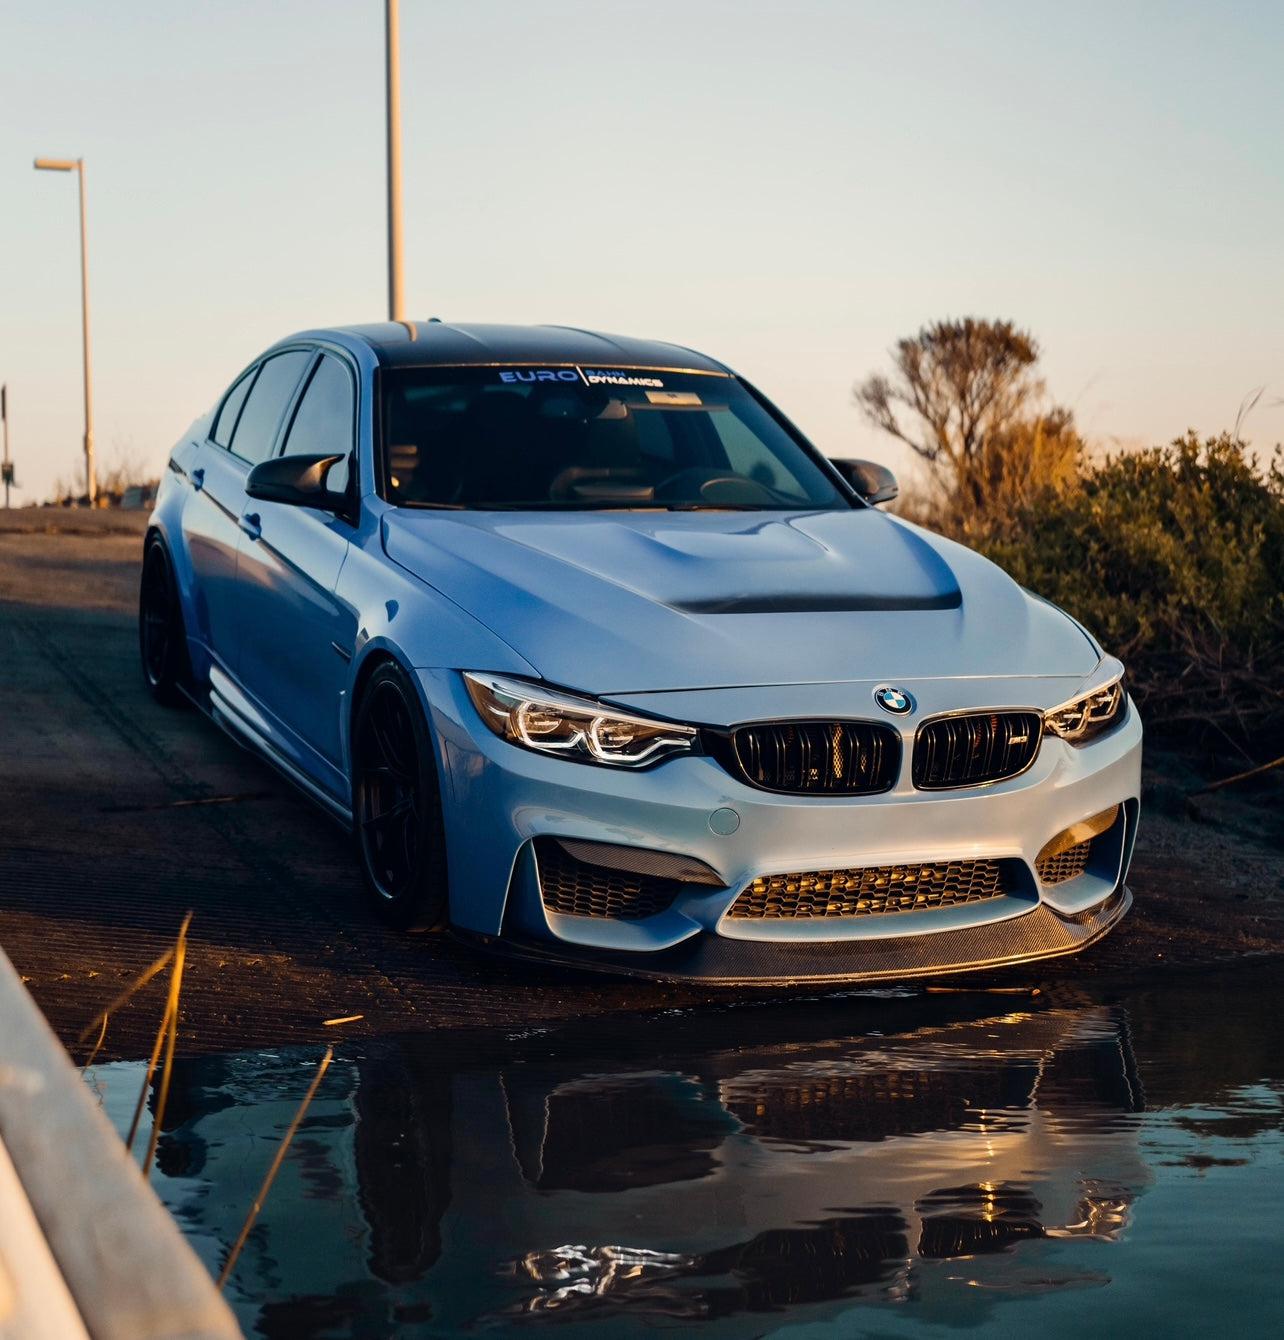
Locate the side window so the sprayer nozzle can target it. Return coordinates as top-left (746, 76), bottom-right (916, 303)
top-left (280, 354), bottom-right (356, 494)
top-left (211, 368), bottom-right (256, 447)
top-left (228, 351), bottom-right (311, 466)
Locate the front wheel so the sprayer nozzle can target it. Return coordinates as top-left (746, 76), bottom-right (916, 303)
top-left (138, 537), bottom-right (188, 707)
top-left (352, 661), bottom-right (450, 931)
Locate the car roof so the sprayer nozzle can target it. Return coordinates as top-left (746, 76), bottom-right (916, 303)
top-left (303, 321), bottom-right (733, 374)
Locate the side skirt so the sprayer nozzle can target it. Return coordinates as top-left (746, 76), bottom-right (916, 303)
top-left (188, 679), bottom-right (355, 832)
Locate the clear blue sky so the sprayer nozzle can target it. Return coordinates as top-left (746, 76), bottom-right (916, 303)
top-left (2, 0), bottom-right (1282, 502)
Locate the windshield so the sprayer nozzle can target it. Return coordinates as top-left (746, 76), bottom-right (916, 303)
top-left (380, 366), bottom-right (850, 511)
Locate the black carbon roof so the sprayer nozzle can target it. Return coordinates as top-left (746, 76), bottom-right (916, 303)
top-left (331, 321), bottom-right (732, 373)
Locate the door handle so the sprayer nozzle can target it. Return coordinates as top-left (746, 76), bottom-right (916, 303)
top-left (239, 512), bottom-right (262, 541)
top-left (191, 467), bottom-right (205, 492)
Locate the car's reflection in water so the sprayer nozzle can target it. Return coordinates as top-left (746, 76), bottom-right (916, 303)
top-left (141, 995), bottom-right (1153, 1333)
top-left (491, 1004), bottom-right (1146, 1322)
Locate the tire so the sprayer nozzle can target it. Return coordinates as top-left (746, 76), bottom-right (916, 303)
top-left (138, 536), bottom-right (188, 707)
top-left (352, 660), bottom-right (450, 931)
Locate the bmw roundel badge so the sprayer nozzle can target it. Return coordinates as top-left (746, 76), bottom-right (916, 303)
top-left (874, 685), bottom-right (914, 715)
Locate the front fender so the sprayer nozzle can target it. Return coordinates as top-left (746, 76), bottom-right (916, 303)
top-left (146, 443), bottom-right (206, 678)
top-left (336, 520), bottom-right (538, 782)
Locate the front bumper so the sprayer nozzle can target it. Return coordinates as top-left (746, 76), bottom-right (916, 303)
top-left (421, 669), bottom-right (1142, 985)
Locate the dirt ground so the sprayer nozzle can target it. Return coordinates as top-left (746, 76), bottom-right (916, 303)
top-left (1, 507), bottom-right (1280, 1063)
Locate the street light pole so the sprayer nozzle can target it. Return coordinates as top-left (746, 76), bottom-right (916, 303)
top-left (34, 156), bottom-right (96, 505)
top-left (385, 0), bottom-right (406, 322)
top-left (1, 385), bottom-right (12, 509)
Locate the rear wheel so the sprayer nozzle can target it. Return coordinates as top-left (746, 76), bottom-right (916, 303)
top-left (138, 537), bottom-right (188, 706)
top-left (352, 661), bottom-right (449, 931)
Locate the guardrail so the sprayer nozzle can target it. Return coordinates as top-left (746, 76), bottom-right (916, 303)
top-left (0, 947), bottom-right (240, 1340)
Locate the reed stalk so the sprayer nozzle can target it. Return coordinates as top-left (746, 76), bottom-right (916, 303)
top-left (77, 944), bottom-right (175, 1045)
top-left (124, 912), bottom-right (191, 1155)
top-left (141, 914), bottom-right (191, 1176)
top-left (217, 1046), bottom-right (334, 1290)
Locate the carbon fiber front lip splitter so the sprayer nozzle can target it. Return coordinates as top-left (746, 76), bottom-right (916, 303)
top-left (457, 886), bottom-right (1132, 986)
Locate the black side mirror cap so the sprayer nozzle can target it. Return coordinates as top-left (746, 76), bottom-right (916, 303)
top-left (830, 457), bottom-right (899, 506)
top-left (245, 453), bottom-right (346, 508)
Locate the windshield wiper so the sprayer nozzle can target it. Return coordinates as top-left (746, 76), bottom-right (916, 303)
top-left (399, 500), bottom-right (802, 513)
top-left (477, 500), bottom-right (663, 511)
top-left (661, 503), bottom-right (787, 511)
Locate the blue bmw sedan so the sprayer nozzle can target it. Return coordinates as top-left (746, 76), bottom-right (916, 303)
top-left (140, 322), bottom-right (1140, 983)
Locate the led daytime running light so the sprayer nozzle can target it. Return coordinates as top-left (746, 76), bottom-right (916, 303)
top-left (1044, 677), bottom-right (1126, 745)
top-left (464, 673), bottom-right (697, 769)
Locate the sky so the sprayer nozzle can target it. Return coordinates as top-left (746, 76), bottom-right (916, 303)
top-left (2, 0), bottom-right (1283, 503)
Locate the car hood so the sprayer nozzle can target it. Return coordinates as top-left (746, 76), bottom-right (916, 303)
top-left (382, 508), bottom-right (1099, 693)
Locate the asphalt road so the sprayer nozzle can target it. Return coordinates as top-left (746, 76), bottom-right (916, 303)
top-left (1, 509), bottom-right (1280, 1062)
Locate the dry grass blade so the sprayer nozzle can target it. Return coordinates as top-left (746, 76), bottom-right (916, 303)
top-left (125, 912), bottom-right (191, 1155)
top-left (1189, 753), bottom-right (1284, 796)
top-left (76, 944), bottom-right (175, 1044)
top-left (81, 1011), bottom-right (110, 1074)
top-left (217, 1046), bottom-right (334, 1291)
top-left (125, 994), bottom-right (170, 1153)
top-left (142, 913), bottom-right (192, 1177)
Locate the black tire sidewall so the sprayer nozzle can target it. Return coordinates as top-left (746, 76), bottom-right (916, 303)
top-left (139, 538), bottom-right (186, 706)
top-left (352, 661), bottom-right (450, 932)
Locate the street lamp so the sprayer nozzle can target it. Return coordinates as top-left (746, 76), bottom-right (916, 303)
top-left (1, 385), bottom-right (14, 509)
top-left (34, 156), bottom-right (96, 505)
top-left (385, 0), bottom-right (406, 322)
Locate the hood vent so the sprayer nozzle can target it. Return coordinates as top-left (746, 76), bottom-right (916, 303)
top-left (673, 589), bottom-right (962, 615)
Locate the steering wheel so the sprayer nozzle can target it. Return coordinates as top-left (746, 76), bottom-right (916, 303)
top-left (652, 467), bottom-right (781, 506)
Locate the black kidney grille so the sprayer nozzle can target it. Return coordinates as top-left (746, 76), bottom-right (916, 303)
top-left (913, 712), bottom-right (1041, 790)
top-left (725, 721), bottom-right (900, 795)
top-left (536, 839), bottom-right (681, 920)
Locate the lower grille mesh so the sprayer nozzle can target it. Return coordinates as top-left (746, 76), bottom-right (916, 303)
top-left (1035, 838), bottom-right (1092, 886)
top-left (536, 839), bottom-right (681, 920)
top-left (728, 859), bottom-right (1008, 920)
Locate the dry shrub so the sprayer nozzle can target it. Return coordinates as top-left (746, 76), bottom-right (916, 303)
top-left (902, 409), bottom-right (1085, 540)
top-left (973, 433), bottom-right (1284, 761)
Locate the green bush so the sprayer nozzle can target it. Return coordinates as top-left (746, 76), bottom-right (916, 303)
top-left (978, 433), bottom-right (1284, 760)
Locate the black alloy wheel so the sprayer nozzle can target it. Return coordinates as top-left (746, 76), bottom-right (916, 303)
top-left (352, 661), bottom-right (449, 931)
top-left (138, 537), bottom-right (188, 706)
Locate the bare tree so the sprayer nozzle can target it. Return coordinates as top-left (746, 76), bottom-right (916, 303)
top-left (856, 318), bottom-right (1084, 522)
top-left (856, 317), bottom-right (1043, 468)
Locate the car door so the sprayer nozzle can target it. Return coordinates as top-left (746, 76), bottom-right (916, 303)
top-left (235, 349), bottom-right (359, 799)
top-left (181, 363), bottom-right (259, 679)
top-left (190, 350), bottom-right (313, 689)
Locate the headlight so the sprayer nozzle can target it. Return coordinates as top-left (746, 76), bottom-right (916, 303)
top-left (1044, 676), bottom-right (1127, 745)
top-left (463, 673), bottom-right (697, 768)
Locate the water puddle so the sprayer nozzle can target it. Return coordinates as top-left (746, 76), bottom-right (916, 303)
top-left (91, 975), bottom-right (1282, 1336)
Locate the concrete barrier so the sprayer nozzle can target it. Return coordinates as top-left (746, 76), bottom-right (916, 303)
top-left (0, 948), bottom-right (239, 1340)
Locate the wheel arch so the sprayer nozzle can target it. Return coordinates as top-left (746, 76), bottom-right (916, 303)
top-left (347, 643), bottom-right (453, 930)
top-left (143, 519), bottom-right (201, 665)
top-left (346, 642), bottom-right (447, 780)
top-left (143, 521), bottom-right (172, 568)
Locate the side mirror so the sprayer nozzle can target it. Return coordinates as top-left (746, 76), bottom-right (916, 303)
top-left (830, 457), bottom-right (898, 506)
top-left (246, 453), bottom-right (346, 509)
